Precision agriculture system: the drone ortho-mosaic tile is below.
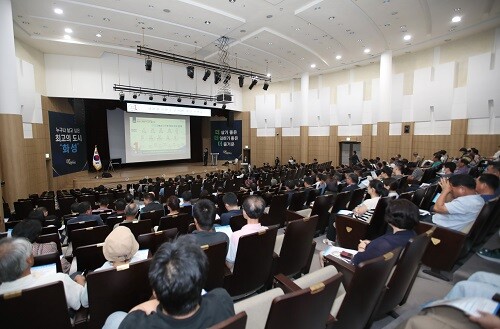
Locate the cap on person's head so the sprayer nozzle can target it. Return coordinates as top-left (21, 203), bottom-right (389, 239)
top-left (103, 226), bottom-right (139, 263)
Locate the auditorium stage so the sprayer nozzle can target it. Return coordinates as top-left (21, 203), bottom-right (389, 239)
top-left (72, 161), bottom-right (239, 189)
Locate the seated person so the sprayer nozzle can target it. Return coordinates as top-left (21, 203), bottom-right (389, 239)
top-left (103, 235), bottom-right (234, 329)
top-left (475, 174), bottom-right (499, 202)
top-left (94, 197), bottom-right (111, 213)
top-left (12, 219), bottom-right (70, 273)
top-left (36, 206), bottom-right (59, 227)
top-left (352, 179), bottom-right (388, 218)
top-left (219, 192), bottom-right (242, 226)
top-left (80, 226), bottom-right (143, 308)
top-left (445, 271), bottom-right (500, 300)
top-left (67, 201), bottom-right (104, 226)
top-left (180, 191), bottom-right (193, 207)
top-left (114, 198), bottom-right (126, 215)
top-left (383, 178), bottom-right (399, 198)
top-left (140, 193), bottom-right (164, 215)
top-left (431, 175), bottom-right (485, 232)
top-left (284, 180), bottom-right (297, 208)
top-left (0, 238), bottom-right (85, 310)
top-left (352, 199), bottom-right (419, 266)
top-left (165, 195), bottom-right (180, 217)
top-left (342, 173), bottom-right (359, 192)
top-left (407, 162), bottom-right (424, 184)
top-left (454, 158), bottom-right (470, 175)
top-left (226, 196), bottom-right (267, 267)
top-left (114, 203), bottom-right (139, 229)
top-left (191, 199), bottom-right (229, 252)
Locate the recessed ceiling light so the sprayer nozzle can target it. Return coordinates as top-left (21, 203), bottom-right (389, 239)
top-left (268, 42), bottom-right (273, 45)
top-left (96, 33), bottom-right (102, 38)
top-left (384, 23), bottom-right (391, 27)
top-left (54, 8), bottom-right (63, 15)
top-left (103, 18), bottom-right (111, 22)
top-left (185, 35), bottom-right (191, 38)
top-left (364, 48), bottom-right (371, 53)
top-left (229, 0), bottom-right (236, 2)
top-left (267, 73), bottom-right (271, 77)
top-left (314, 6), bottom-right (321, 10)
top-left (267, 14), bottom-right (273, 18)
top-left (403, 34), bottom-right (412, 41)
top-left (329, 16), bottom-right (335, 20)
top-left (295, 28), bottom-right (300, 31)
top-left (444, 39), bottom-right (452, 42)
top-left (147, 27), bottom-right (154, 30)
top-left (310, 64), bottom-right (316, 68)
top-left (64, 28), bottom-right (73, 33)
top-left (357, 39), bottom-right (362, 42)
top-left (454, 8), bottom-right (461, 12)
top-left (163, 9), bottom-right (171, 13)
top-left (63, 35), bottom-right (71, 40)
top-left (400, 25), bottom-right (406, 29)
top-left (391, 11), bottom-right (398, 15)
top-left (452, 16), bottom-right (461, 23)
top-left (240, 29), bottom-right (246, 33)
top-left (205, 21), bottom-right (211, 25)
top-left (336, 55), bottom-right (342, 60)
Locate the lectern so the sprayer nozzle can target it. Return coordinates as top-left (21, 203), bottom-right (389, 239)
top-left (210, 153), bottom-right (219, 166)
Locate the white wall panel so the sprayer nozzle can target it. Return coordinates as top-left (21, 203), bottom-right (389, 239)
top-left (362, 101), bottom-right (374, 124)
top-left (23, 123), bottom-right (33, 139)
top-left (255, 94), bottom-right (276, 128)
top-left (282, 127), bottom-right (300, 136)
top-left (307, 88), bottom-right (331, 126)
top-left (280, 93), bottom-right (292, 127)
top-left (71, 57), bottom-right (102, 98)
top-left (337, 125), bottom-right (362, 136)
top-left (45, 55), bottom-right (73, 97)
top-left (17, 59), bottom-right (42, 124)
top-left (337, 82), bottom-right (363, 125)
top-left (451, 87), bottom-right (467, 119)
top-left (467, 118), bottom-right (490, 135)
top-left (467, 52), bottom-right (500, 118)
top-left (330, 104), bottom-right (339, 125)
top-left (434, 120), bottom-right (451, 135)
top-left (274, 108), bottom-right (282, 128)
top-left (371, 79), bottom-right (380, 123)
top-left (250, 110), bottom-right (257, 128)
top-left (389, 123), bottom-right (402, 136)
top-left (281, 92), bottom-right (302, 127)
top-left (402, 95), bottom-right (413, 122)
top-left (391, 74), bottom-right (404, 122)
top-left (372, 124), bottom-right (377, 136)
top-left (308, 126), bottom-right (330, 136)
top-left (414, 121), bottom-right (432, 135)
top-left (256, 127), bottom-right (276, 137)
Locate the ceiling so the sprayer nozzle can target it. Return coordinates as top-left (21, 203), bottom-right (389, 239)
top-left (12, 0), bottom-right (500, 82)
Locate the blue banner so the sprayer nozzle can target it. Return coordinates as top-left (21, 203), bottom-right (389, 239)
top-left (49, 112), bottom-right (87, 177)
top-left (211, 120), bottom-right (242, 160)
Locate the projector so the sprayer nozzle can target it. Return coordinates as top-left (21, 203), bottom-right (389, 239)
top-left (216, 93), bottom-right (233, 104)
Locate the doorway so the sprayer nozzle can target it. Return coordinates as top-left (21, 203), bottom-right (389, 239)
top-left (339, 142), bottom-right (361, 166)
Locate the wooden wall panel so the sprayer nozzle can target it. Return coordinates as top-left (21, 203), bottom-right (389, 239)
top-left (282, 136), bottom-right (302, 165)
top-left (328, 126), bottom-right (339, 166)
top-left (300, 126), bottom-right (308, 164)
top-left (466, 135), bottom-right (500, 157)
top-left (376, 123), bottom-right (390, 161)
top-left (308, 136), bottom-right (329, 163)
top-left (361, 124), bottom-right (373, 160)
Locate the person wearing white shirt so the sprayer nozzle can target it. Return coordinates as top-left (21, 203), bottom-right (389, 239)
top-left (0, 238), bottom-right (85, 310)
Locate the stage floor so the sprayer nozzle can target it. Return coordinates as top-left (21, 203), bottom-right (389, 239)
top-left (72, 162), bottom-right (237, 189)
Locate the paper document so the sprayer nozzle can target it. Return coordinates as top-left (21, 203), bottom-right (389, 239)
top-left (424, 297), bottom-right (500, 317)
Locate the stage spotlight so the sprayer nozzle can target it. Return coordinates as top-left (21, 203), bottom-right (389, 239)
top-left (177, 97), bottom-right (182, 102)
top-left (191, 99), bottom-right (195, 104)
top-left (223, 74), bottom-right (231, 84)
top-left (149, 95), bottom-right (153, 101)
top-left (214, 71), bottom-right (221, 84)
top-left (222, 104), bottom-right (226, 110)
top-left (238, 75), bottom-right (244, 87)
top-left (249, 78), bottom-right (258, 90)
top-left (133, 94), bottom-right (138, 99)
top-left (145, 57), bottom-right (152, 71)
top-left (119, 92), bottom-right (125, 102)
top-left (163, 96), bottom-right (167, 102)
top-left (204, 100), bottom-right (207, 105)
top-left (263, 82), bottom-right (269, 91)
top-left (186, 66), bottom-right (195, 79)
top-left (202, 69), bottom-right (211, 81)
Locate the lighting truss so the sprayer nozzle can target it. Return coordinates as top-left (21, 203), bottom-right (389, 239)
top-left (137, 46), bottom-right (271, 82)
top-left (113, 84), bottom-right (217, 103)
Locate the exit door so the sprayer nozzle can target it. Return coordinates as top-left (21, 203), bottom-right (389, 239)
top-left (339, 142), bottom-right (361, 166)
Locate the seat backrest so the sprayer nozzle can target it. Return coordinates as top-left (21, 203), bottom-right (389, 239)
top-left (335, 214), bottom-right (369, 250)
top-left (0, 281), bottom-right (72, 329)
top-left (74, 243), bottom-right (107, 272)
top-left (347, 188), bottom-right (366, 211)
top-left (466, 199), bottom-right (495, 248)
top-left (202, 241), bottom-right (228, 291)
top-left (140, 209), bottom-right (164, 227)
top-left (277, 216), bottom-right (318, 277)
top-left (288, 191), bottom-right (306, 211)
top-left (41, 225), bottom-right (58, 236)
top-left (158, 214), bottom-right (192, 235)
top-left (119, 219), bottom-right (152, 239)
top-left (420, 184), bottom-right (439, 211)
top-left (371, 229), bottom-right (434, 320)
top-left (229, 214), bottom-right (247, 232)
top-left (105, 215), bottom-right (125, 229)
top-left (72, 225), bottom-right (111, 252)
top-left (36, 233), bottom-right (62, 255)
top-left (311, 194), bottom-right (336, 234)
top-left (138, 228), bottom-right (178, 255)
top-left (365, 197), bottom-right (391, 240)
top-left (268, 194), bottom-right (288, 227)
top-left (78, 194), bottom-right (96, 208)
top-left (87, 259), bottom-right (152, 329)
top-left (13, 199), bottom-right (34, 221)
top-left (67, 220), bottom-right (98, 241)
top-left (331, 191), bottom-right (352, 213)
top-left (208, 312), bottom-right (247, 329)
top-left (33, 251), bottom-right (63, 273)
top-left (225, 226), bottom-right (278, 299)
top-left (398, 191), bottom-right (414, 202)
top-left (333, 247), bottom-right (402, 329)
top-left (472, 197), bottom-right (500, 248)
top-left (411, 187), bottom-right (427, 208)
top-left (265, 272), bottom-right (343, 329)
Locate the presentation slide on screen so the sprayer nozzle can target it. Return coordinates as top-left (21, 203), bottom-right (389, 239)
top-left (107, 110), bottom-right (191, 164)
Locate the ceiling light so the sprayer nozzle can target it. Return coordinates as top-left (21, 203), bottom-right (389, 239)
top-left (96, 33), bottom-right (102, 38)
top-left (329, 16), bottom-right (335, 20)
top-left (64, 28), bottom-right (73, 33)
top-left (202, 69), bottom-right (211, 81)
top-left (403, 34), bottom-right (412, 41)
top-left (336, 55), bottom-right (342, 60)
top-left (186, 66), bottom-right (195, 79)
top-left (177, 97), bottom-right (182, 102)
top-left (454, 8), bottom-right (461, 12)
top-left (145, 57), bottom-right (152, 71)
top-left (263, 82), bottom-right (269, 91)
top-left (149, 95), bottom-right (153, 101)
top-left (310, 64), bottom-right (316, 68)
top-left (223, 74), bottom-right (231, 84)
top-left (119, 92), bottom-right (125, 102)
top-left (205, 21), bottom-right (211, 25)
top-left (229, 0), bottom-right (236, 2)
top-left (54, 8), bottom-right (63, 15)
top-left (238, 75), bottom-right (244, 87)
top-left (214, 71), bottom-right (221, 84)
top-left (364, 48), bottom-right (371, 53)
top-left (249, 79), bottom-right (258, 90)
top-left (452, 16), bottom-right (461, 23)
top-left (63, 35), bottom-right (71, 40)
top-left (266, 73), bottom-right (271, 77)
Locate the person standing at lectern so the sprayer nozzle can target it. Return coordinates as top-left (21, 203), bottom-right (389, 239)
top-left (203, 148), bottom-right (209, 166)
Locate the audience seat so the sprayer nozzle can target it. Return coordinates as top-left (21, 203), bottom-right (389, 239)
top-left (74, 243), bottom-right (106, 272)
top-left (158, 213), bottom-right (192, 235)
top-left (71, 225), bottom-right (111, 253)
top-left (288, 191), bottom-right (306, 212)
top-left (202, 241), bottom-right (229, 291)
top-left (229, 214), bottom-right (246, 232)
top-left (346, 188), bottom-right (366, 211)
top-left (137, 228), bottom-right (178, 255)
top-left (266, 194), bottom-right (288, 227)
top-left (208, 311), bottom-right (247, 329)
top-left (36, 233), bottom-right (62, 255)
top-left (331, 191), bottom-right (352, 213)
top-left (119, 219), bottom-right (152, 239)
top-left (33, 251), bottom-right (63, 273)
top-left (67, 220), bottom-right (98, 242)
top-left (140, 209), bottom-right (164, 227)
